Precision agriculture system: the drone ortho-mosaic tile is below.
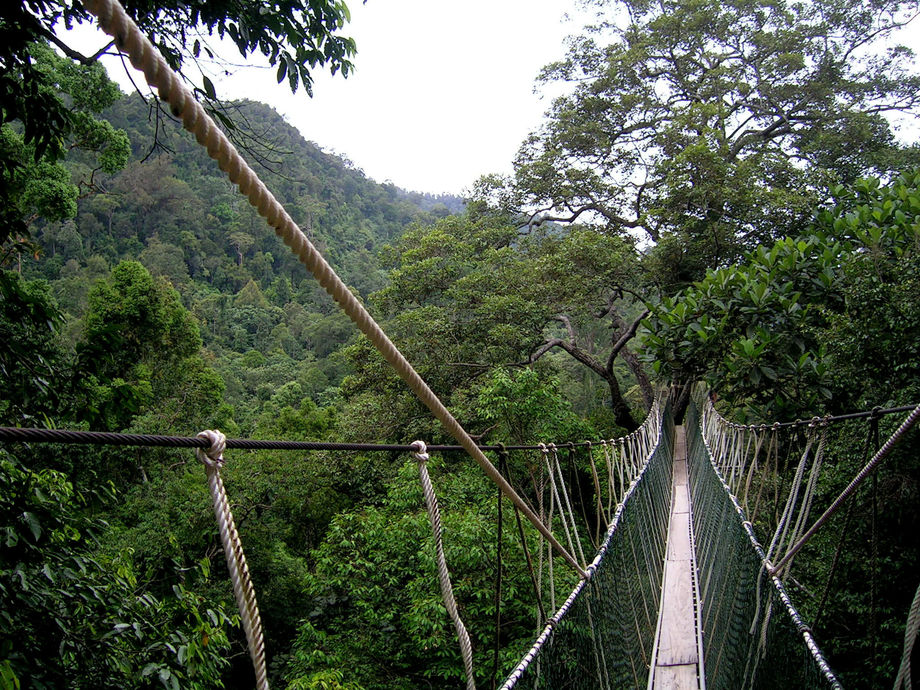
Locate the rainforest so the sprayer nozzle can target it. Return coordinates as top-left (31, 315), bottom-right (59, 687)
top-left (2, 0), bottom-right (920, 687)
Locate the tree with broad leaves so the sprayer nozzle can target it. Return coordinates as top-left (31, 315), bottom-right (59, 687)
top-left (508, 0), bottom-right (920, 284)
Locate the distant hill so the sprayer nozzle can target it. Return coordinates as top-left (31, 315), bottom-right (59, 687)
top-left (25, 93), bottom-right (463, 430)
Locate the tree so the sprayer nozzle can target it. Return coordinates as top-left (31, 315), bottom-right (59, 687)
top-left (286, 458), bottom-right (559, 689)
top-left (642, 170), bottom-right (920, 420)
top-left (508, 0), bottom-right (920, 282)
top-left (0, 271), bottom-right (68, 425)
top-left (353, 209), bottom-right (649, 434)
top-left (1, 41), bottom-right (130, 251)
top-left (75, 260), bottom-right (229, 435)
top-left (1, 0), bottom-right (357, 247)
top-left (0, 447), bottom-right (235, 690)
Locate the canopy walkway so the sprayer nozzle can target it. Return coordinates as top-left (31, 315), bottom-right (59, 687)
top-left (6, 2), bottom-right (916, 686)
top-left (500, 397), bottom-right (843, 689)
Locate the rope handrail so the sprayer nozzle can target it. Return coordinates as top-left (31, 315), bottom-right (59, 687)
top-left (501, 395), bottom-right (669, 688)
top-left (688, 401), bottom-right (842, 689)
top-left (705, 400), bottom-right (917, 430)
top-left (0, 426), bottom-right (650, 453)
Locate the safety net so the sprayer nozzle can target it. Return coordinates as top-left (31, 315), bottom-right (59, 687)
top-left (686, 400), bottom-right (842, 689)
top-left (501, 402), bottom-right (675, 689)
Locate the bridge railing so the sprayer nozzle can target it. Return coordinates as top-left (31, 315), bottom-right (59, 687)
top-left (686, 399), bottom-right (842, 690)
top-left (501, 398), bottom-right (674, 689)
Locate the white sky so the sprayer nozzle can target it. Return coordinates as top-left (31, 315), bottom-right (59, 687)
top-left (59, 2), bottom-right (919, 197)
top-left (63, 0), bottom-right (585, 196)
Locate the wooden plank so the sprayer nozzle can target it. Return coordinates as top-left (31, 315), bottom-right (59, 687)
top-left (656, 559), bottom-right (698, 665)
top-left (672, 459), bottom-right (688, 486)
top-left (672, 483), bottom-right (689, 514)
top-left (667, 511), bottom-right (691, 561)
top-left (651, 427), bottom-right (701, 689)
top-left (652, 663), bottom-right (698, 690)
top-left (673, 428), bottom-right (687, 462)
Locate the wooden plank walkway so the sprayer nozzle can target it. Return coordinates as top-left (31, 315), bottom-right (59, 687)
top-left (649, 426), bottom-right (703, 689)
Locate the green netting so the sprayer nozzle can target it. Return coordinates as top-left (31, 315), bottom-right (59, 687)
top-left (686, 401), bottom-right (842, 690)
top-left (501, 406), bottom-right (674, 689)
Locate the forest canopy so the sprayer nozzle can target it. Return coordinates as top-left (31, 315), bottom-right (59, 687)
top-left (1, 0), bottom-right (920, 687)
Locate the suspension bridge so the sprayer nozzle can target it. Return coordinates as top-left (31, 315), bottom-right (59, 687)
top-left (4, 0), bottom-right (920, 686)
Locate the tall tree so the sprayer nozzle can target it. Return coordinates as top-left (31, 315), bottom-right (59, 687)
top-left (509, 0), bottom-right (920, 282)
top-left (1, 41), bottom-right (130, 253)
top-left (357, 208), bottom-right (649, 434)
top-left (642, 170), bottom-right (920, 420)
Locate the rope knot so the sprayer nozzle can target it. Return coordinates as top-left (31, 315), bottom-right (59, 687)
top-left (538, 443), bottom-right (549, 456)
top-left (410, 440), bottom-right (429, 463)
top-left (197, 429), bottom-right (227, 467)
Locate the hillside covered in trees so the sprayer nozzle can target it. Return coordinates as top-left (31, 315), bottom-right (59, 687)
top-left (2, 0), bottom-right (920, 688)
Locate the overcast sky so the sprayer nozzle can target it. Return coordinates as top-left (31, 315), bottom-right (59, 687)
top-left (62, 2), bottom-right (919, 197)
top-left (66, 0), bottom-right (586, 196)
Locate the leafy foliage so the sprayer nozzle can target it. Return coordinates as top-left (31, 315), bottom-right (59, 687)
top-left (643, 170), bottom-right (920, 419)
top-left (286, 458), bottom-right (565, 690)
top-left (0, 447), bottom-right (234, 690)
top-left (1, 41), bottom-right (129, 250)
top-left (506, 0), bottom-right (920, 280)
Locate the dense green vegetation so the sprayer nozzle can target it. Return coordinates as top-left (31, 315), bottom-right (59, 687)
top-left (2, 0), bottom-right (920, 687)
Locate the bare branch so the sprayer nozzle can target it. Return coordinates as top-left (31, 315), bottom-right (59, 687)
top-left (529, 338), bottom-right (608, 379)
top-left (553, 314), bottom-right (577, 343)
top-left (606, 309), bottom-right (649, 375)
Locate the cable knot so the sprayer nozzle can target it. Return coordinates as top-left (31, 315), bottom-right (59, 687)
top-left (538, 442), bottom-right (549, 455)
top-left (410, 440), bottom-right (429, 463)
top-left (196, 429), bottom-right (226, 467)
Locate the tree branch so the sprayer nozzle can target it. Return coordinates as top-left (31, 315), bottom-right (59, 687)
top-left (606, 309), bottom-right (649, 375)
top-left (42, 29), bottom-right (114, 65)
top-left (529, 338), bottom-right (608, 379)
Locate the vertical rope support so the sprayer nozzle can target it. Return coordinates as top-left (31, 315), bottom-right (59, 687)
top-left (196, 430), bottom-right (268, 690)
top-left (411, 441), bottom-right (476, 690)
top-left (585, 441), bottom-right (608, 541)
top-left (549, 444), bottom-right (587, 567)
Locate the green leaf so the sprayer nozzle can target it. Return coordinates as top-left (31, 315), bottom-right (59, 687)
top-left (201, 76), bottom-right (216, 100)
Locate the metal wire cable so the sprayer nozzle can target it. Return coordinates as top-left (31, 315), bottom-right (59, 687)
top-left (0, 425), bottom-right (599, 452)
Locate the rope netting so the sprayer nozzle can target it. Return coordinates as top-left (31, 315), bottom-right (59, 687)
top-left (501, 397), bottom-right (673, 689)
top-left (687, 399), bottom-right (841, 689)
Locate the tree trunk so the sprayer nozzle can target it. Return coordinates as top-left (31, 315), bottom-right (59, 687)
top-left (606, 372), bottom-right (639, 431)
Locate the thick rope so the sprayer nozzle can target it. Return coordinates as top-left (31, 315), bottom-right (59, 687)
top-left (80, 0), bottom-right (583, 579)
top-left (196, 430), bottom-right (268, 690)
top-left (410, 442), bottom-right (476, 690)
top-left (894, 579), bottom-right (920, 690)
